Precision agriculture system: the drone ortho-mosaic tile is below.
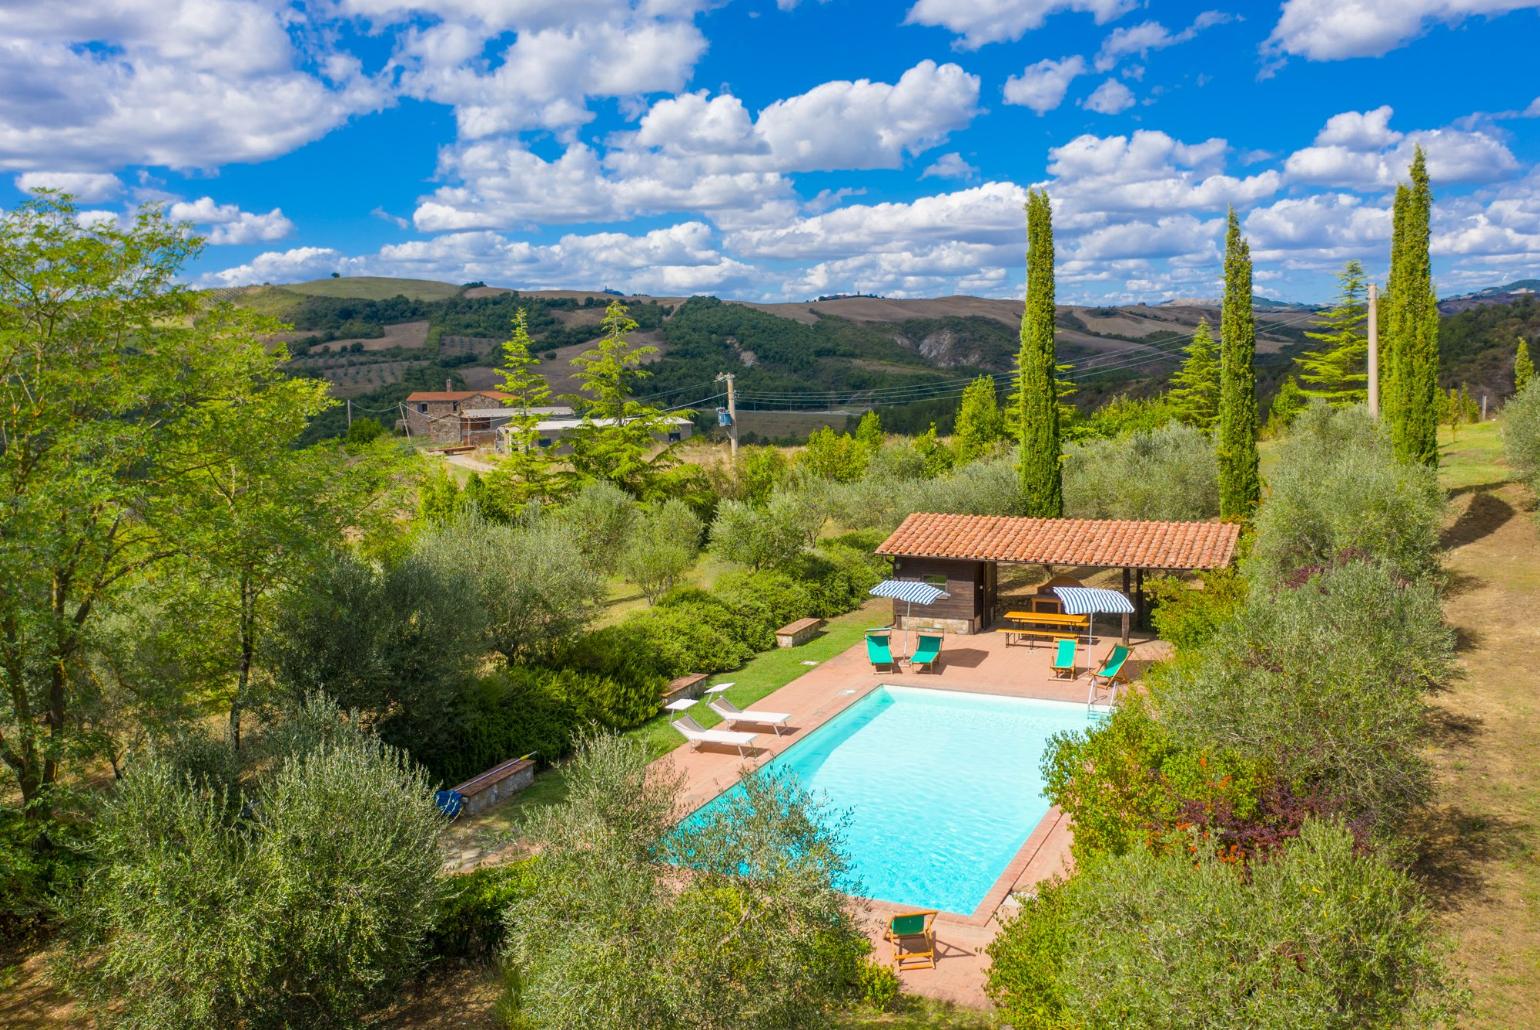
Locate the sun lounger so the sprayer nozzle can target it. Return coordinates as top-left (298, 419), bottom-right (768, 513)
top-left (909, 633), bottom-right (943, 673)
top-left (671, 715), bottom-right (758, 755)
top-left (884, 910), bottom-right (938, 970)
top-left (1091, 644), bottom-right (1131, 688)
top-left (708, 697), bottom-right (791, 735)
top-left (866, 630), bottom-right (896, 673)
top-left (1051, 637), bottom-right (1077, 679)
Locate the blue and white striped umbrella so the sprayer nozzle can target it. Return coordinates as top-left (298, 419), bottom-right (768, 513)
top-left (1051, 587), bottom-right (1135, 615)
top-left (869, 579), bottom-right (950, 605)
top-left (1052, 586), bottom-right (1134, 646)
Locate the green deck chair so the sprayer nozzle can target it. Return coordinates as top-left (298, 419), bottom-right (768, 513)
top-left (910, 633), bottom-right (943, 673)
top-left (866, 631), bottom-right (895, 673)
top-left (1091, 644), bottom-right (1131, 688)
top-left (1051, 637), bottom-right (1077, 679)
top-left (884, 909), bottom-right (937, 970)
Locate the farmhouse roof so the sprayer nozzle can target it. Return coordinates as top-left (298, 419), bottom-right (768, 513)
top-left (404, 390), bottom-right (512, 402)
top-left (460, 406), bottom-right (573, 419)
top-left (876, 513), bottom-right (1240, 571)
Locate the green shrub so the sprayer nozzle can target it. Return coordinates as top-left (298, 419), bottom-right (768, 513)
top-left (429, 861), bottom-right (539, 961)
top-left (1250, 403), bottom-right (1442, 586)
top-left (1156, 560), bottom-right (1453, 837)
top-left (1503, 381), bottom-right (1540, 501)
top-left (61, 708), bottom-right (445, 1028)
top-left (854, 956), bottom-right (901, 1010)
top-left (1063, 422), bottom-right (1219, 520)
top-left (0, 810), bottom-right (84, 944)
top-left (1042, 697), bottom-right (1264, 863)
top-left (1147, 566), bottom-right (1248, 653)
top-left (989, 820), bottom-right (1463, 1029)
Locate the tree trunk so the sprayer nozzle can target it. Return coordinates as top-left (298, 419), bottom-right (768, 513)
top-left (230, 570), bottom-right (255, 751)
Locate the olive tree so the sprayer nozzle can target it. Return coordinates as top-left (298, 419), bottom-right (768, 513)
top-left (1062, 423), bottom-right (1219, 521)
top-left (503, 733), bottom-right (868, 1028)
top-left (1503, 381), bottom-right (1540, 503)
top-left (619, 499), bottom-right (703, 604)
top-left (61, 699), bottom-right (445, 1028)
top-left (988, 820), bottom-right (1462, 1029)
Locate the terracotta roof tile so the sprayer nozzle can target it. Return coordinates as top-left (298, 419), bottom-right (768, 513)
top-left (404, 390), bottom-right (512, 402)
top-left (876, 513), bottom-right (1239, 571)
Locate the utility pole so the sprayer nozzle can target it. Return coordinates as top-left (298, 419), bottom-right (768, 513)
top-left (1366, 282), bottom-right (1379, 419)
top-left (346, 398), bottom-right (353, 429)
top-left (715, 372), bottom-right (738, 458)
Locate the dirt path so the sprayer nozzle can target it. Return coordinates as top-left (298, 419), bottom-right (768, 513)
top-left (1426, 458), bottom-right (1540, 1024)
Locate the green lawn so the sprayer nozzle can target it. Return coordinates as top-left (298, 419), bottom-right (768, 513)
top-left (450, 599), bottom-right (888, 845)
top-left (1438, 419), bottom-right (1505, 493)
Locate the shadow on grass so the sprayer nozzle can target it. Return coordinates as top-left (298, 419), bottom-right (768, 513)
top-left (1412, 805), bottom-right (1537, 909)
top-left (1425, 707), bottom-right (1482, 748)
top-left (1441, 486), bottom-right (1516, 551)
top-left (1450, 623), bottom-right (1484, 655)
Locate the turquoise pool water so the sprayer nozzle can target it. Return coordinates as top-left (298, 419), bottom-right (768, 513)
top-left (684, 685), bottom-right (1088, 915)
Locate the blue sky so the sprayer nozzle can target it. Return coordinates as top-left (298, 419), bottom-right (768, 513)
top-left (3, 1), bottom-right (1539, 304)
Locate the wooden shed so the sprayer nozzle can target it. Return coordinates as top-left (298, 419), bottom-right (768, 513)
top-left (875, 513), bottom-right (1241, 634)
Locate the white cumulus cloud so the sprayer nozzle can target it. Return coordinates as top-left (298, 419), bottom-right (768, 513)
top-left (1003, 56), bottom-right (1085, 115)
top-left (1266, 0), bottom-right (1540, 61)
top-left (904, 0), bottom-right (1136, 48)
top-left (168, 196), bottom-right (295, 244)
top-left (14, 171), bottom-right (123, 202)
top-left (1083, 78), bottom-right (1136, 114)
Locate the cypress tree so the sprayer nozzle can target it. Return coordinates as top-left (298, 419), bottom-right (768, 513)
top-left (1515, 338), bottom-right (1533, 394)
top-left (954, 375), bottom-right (1003, 461)
top-left (1217, 209), bottom-right (1260, 521)
top-left (1168, 318), bottom-right (1220, 430)
top-left (1384, 146), bottom-right (1439, 466)
top-left (1296, 260), bottom-right (1368, 404)
top-left (1016, 189), bottom-right (1062, 516)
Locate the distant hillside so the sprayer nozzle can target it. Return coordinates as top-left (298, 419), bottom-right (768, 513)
top-left (1439, 292), bottom-right (1539, 402)
top-left (222, 275), bottom-right (1324, 441)
top-left (1439, 279), bottom-right (1540, 314)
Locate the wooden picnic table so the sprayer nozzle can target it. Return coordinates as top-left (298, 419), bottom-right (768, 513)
top-left (1003, 609), bottom-right (1090, 630)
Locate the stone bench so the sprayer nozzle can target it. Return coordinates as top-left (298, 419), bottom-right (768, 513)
top-left (661, 673), bottom-right (709, 706)
top-left (448, 755), bottom-right (535, 817)
top-left (775, 617), bottom-right (825, 648)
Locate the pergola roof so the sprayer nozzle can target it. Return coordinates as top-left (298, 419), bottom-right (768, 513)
top-left (876, 513), bottom-right (1240, 571)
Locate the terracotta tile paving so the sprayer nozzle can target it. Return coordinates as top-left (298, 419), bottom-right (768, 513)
top-left (650, 626), bottom-right (1168, 1010)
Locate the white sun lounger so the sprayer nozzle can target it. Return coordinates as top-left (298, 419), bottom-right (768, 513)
top-left (672, 715), bottom-right (758, 755)
top-left (708, 698), bottom-right (791, 735)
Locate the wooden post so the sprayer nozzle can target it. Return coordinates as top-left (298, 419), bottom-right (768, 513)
top-left (1121, 567), bottom-right (1133, 643)
top-left (1367, 283), bottom-right (1379, 419)
top-left (1135, 569), bottom-right (1145, 630)
top-left (716, 371), bottom-right (738, 458)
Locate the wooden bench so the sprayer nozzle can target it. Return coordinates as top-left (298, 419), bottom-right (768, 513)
top-left (661, 673), bottom-right (709, 706)
top-left (775, 617), bottom-right (825, 648)
top-left (996, 627), bottom-right (1078, 648)
top-left (447, 755), bottom-right (536, 817)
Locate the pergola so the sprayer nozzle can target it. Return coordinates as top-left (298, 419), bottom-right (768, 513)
top-left (874, 513), bottom-right (1241, 638)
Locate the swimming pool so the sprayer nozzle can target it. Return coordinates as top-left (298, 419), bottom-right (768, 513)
top-left (684, 685), bottom-right (1089, 915)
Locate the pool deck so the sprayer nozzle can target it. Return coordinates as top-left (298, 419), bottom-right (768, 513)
top-left (651, 625), bottom-right (1168, 1009)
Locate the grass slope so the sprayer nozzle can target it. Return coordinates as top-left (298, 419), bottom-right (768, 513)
top-left (1424, 420), bottom-right (1540, 1026)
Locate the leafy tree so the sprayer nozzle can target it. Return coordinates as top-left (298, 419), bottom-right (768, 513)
top-left (558, 479), bottom-right (638, 569)
top-left (489, 307), bottom-right (558, 509)
top-left (734, 446), bottom-right (790, 503)
top-left (1016, 189), bottom-right (1063, 516)
top-left (710, 499), bottom-right (809, 571)
top-left (61, 699), bottom-right (445, 1028)
top-left (1296, 260), bottom-right (1369, 403)
top-left (988, 820), bottom-right (1463, 1029)
top-left (411, 513), bottom-right (604, 665)
top-left (1514, 337), bottom-right (1533, 394)
top-left (1264, 374), bottom-right (1307, 436)
top-left (565, 301), bottom-right (686, 494)
top-left (853, 410), bottom-right (883, 452)
top-left (1063, 423), bottom-right (1219, 521)
top-left (1438, 384), bottom-right (1479, 439)
top-left (1503, 379), bottom-right (1540, 500)
top-left (798, 426), bottom-right (869, 482)
top-left (344, 416), bottom-right (387, 447)
top-left (502, 733), bottom-right (868, 1028)
top-left (1384, 146), bottom-right (1440, 467)
top-left (619, 500), bottom-right (704, 604)
top-left (1218, 209), bottom-right (1261, 520)
top-left (0, 195), bottom-right (327, 815)
top-left (1167, 318), bottom-right (1221, 430)
top-left (1080, 393), bottom-right (1175, 440)
top-left (1158, 560), bottom-right (1453, 837)
top-left (1250, 403), bottom-right (1443, 586)
top-left (953, 374), bottom-right (1004, 461)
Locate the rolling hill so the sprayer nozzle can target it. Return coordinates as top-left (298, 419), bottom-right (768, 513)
top-left (217, 274), bottom-right (1532, 442)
